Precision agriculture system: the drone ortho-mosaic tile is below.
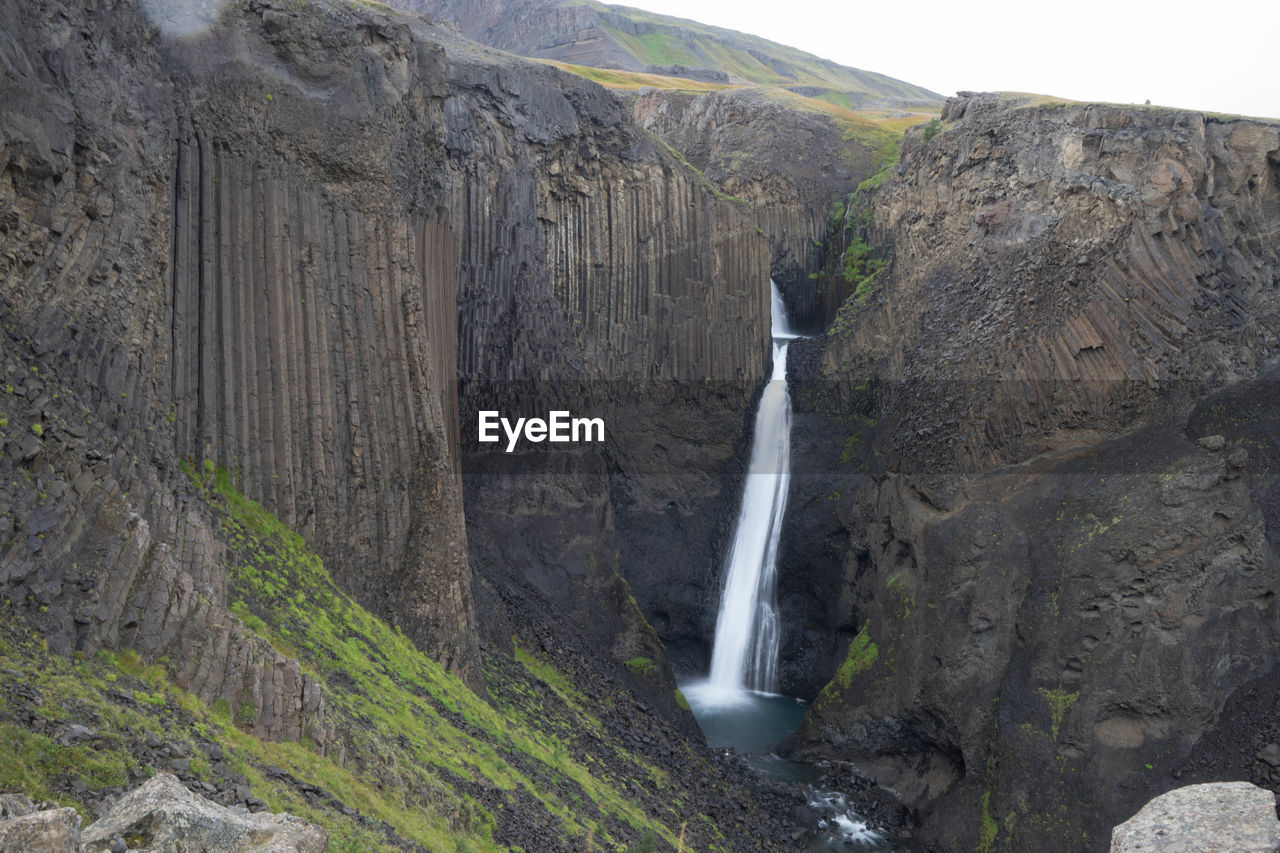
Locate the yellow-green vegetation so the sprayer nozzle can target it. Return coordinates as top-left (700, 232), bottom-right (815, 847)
top-left (623, 657), bottom-right (657, 678)
top-left (575, 0), bottom-right (939, 103)
top-left (184, 463), bottom-right (693, 851)
top-left (818, 624), bottom-right (878, 704)
top-left (540, 60), bottom-right (730, 93)
top-left (838, 414), bottom-right (875, 466)
top-left (512, 636), bottom-right (588, 706)
top-left (0, 626), bottom-right (417, 851)
top-left (1039, 686), bottom-right (1079, 741)
top-left (842, 236), bottom-right (888, 297)
top-left (540, 57), bottom-right (921, 166)
top-left (654, 138), bottom-right (748, 206)
top-left (674, 690), bottom-right (690, 712)
top-left (977, 790), bottom-right (999, 853)
top-left (0, 461), bottom-right (723, 851)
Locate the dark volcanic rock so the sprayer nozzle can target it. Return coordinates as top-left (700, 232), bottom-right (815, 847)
top-left (0, 0), bottom-right (788, 846)
top-left (1, 0), bottom-right (480, 688)
top-left (633, 86), bottom-right (889, 332)
top-left (784, 93), bottom-right (1280, 851)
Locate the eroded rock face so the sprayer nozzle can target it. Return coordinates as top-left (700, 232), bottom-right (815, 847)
top-left (1, 0), bottom-right (479, 689)
top-left (1110, 782), bottom-right (1280, 853)
top-left (783, 93), bottom-right (1280, 850)
top-left (431, 29), bottom-right (774, 695)
top-left (1, 0), bottom-right (774, 733)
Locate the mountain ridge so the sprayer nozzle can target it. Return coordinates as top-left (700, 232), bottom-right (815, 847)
top-left (398, 0), bottom-right (942, 107)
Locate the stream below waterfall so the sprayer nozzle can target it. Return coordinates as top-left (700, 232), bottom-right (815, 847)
top-left (678, 283), bottom-right (887, 850)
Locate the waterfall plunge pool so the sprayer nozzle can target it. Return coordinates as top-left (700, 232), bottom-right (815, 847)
top-left (684, 282), bottom-right (888, 849)
top-left (679, 681), bottom-right (809, 763)
top-left (678, 680), bottom-right (887, 849)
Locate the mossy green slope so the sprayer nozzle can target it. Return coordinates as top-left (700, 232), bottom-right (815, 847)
top-left (578, 0), bottom-right (940, 103)
top-left (0, 464), bottom-right (749, 851)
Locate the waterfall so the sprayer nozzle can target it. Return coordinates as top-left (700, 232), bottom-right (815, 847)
top-left (705, 281), bottom-right (797, 697)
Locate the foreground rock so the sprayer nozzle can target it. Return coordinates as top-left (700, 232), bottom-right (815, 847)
top-left (0, 806), bottom-right (81, 853)
top-left (80, 774), bottom-right (326, 853)
top-left (1111, 782), bottom-right (1280, 852)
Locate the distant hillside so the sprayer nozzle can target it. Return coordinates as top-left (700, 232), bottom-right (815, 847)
top-left (399, 0), bottom-right (941, 107)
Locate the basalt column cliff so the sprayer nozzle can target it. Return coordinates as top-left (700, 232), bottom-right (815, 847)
top-left (0, 0), bottom-right (798, 849)
top-left (784, 93), bottom-right (1280, 851)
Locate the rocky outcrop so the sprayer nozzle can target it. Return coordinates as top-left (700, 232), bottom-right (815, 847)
top-left (1110, 782), bottom-right (1280, 852)
top-left (0, 805), bottom-right (80, 853)
top-left (827, 93), bottom-right (1280, 475)
top-left (80, 773), bottom-right (327, 853)
top-left (784, 93), bottom-right (1280, 850)
top-left (0, 775), bottom-right (327, 853)
top-left (0, 328), bottom-right (335, 749)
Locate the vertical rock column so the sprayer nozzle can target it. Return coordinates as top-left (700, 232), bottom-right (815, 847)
top-left (167, 139), bottom-right (479, 687)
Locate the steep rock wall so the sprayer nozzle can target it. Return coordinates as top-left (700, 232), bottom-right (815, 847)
top-left (784, 94), bottom-right (1280, 851)
top-left (633, 87), bottom-right (888, 331)
top-left (1, 0), bottom-right (480, 689)
top-left (433, 34), bottom-right (773, 686)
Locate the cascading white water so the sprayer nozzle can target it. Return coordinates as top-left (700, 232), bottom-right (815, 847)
top-left (704, 281), bottom-right (797, 698)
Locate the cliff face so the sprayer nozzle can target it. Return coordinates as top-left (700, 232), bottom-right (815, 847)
top-left (0, 0), bottom-right (804, 847)
top-left (785, 94), bottom-right (1280, 850)
top-left (433, 32), bottom-right (772, 687)
top-left (1, 0), bottom-right (480, 688)
top-left (2, 0), bottom-right (778, 736)
top-left (633, 87), bottom-right (893, 331)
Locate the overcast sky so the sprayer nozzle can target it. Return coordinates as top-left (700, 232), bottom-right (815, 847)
top-left (625, 0), bottom-right (1280, 119)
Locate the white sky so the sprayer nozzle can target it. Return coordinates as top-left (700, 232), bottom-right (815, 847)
top-left (623, 0), bottom-right (1280, 119)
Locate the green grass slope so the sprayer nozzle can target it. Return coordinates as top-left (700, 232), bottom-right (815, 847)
top-left (581, 0), bottom-right (940, 103)
top-left (0, 463), bottom-right (769, 852)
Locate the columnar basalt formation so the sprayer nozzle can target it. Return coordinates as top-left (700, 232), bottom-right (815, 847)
top-left (1, 0), bottom-right (780, 739)
top-left (633, 87), bottom-right (891, 330)
top-left (785, 93), bottom-right (1280, 851)
top-left (434, 33), bottom-right (773, 688)
top-left (1, 0), bottom-right (482, 688)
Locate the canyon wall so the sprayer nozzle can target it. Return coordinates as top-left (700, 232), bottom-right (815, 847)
top-left (785, 93), bottom-right (1280, 850)
top-left (1, 0), bottom-right (778, 725)
top-left (434, 33), bottom-right (773, 685)
top-left (633, 87), bottom-right (886, 331)
top-left (3, 0), bottom-right (479, 709)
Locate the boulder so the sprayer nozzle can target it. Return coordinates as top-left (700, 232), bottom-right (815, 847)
top-left (1111, 781), bottom-right (1280, 852)
top-left (0, 806), bottom-right (81, 853)
top-left (80, 774), bottom-right (327, 853)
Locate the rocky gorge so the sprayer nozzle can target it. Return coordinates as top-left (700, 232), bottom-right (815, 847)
top-left (2, 0), bottom-right (1279, 851)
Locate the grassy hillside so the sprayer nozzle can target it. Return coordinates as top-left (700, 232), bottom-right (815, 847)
top-left (580, 0), bottom-right (940, 103)
top-left (542, 59), bottom-right (932, 162)
top-left (0, 463), bottom-right (777, 852)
